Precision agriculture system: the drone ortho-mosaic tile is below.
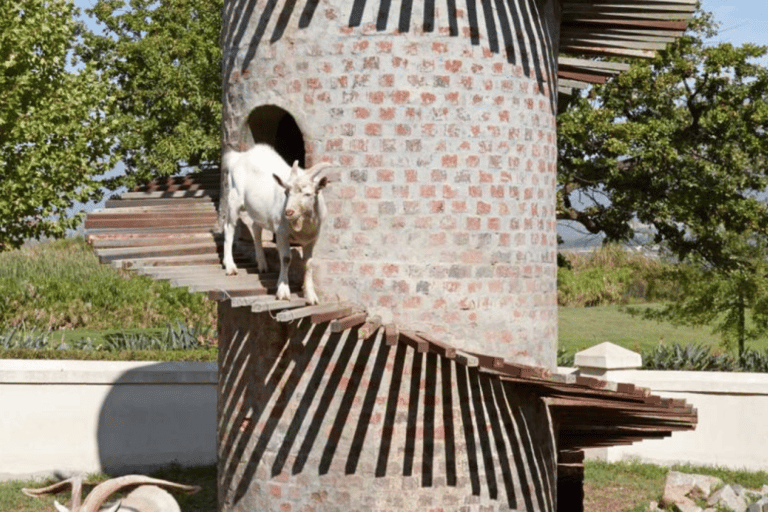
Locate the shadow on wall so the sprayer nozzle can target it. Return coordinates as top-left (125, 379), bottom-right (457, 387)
top-left (217, 304), bottom-right (557, 510)
top-left (223, 0), bottom-right (555, 101)
top-left (96, 363), bottom-right (217, 475)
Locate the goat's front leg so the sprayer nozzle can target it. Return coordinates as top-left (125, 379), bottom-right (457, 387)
top-left (222, 211), bottom-right (238, 276)
top-left (302, 240), bottom-right (319, 305)
top-left (249, 223), bottom-right (269, 273)
top-left (274, 229), bottom-right (292, 301)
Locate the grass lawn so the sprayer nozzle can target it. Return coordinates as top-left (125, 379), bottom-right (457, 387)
top-left (559, 304), bottom-right (729, 357)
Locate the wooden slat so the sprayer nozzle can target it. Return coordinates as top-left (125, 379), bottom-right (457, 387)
top-left (274, 302), bottom-right (353, 322)
top-left (560, 45), bottom-right (657, 59)
top-left (358, 315), bottom-right (382, 340)
top-left (330, 312), bottom-right (368, 332)
top-left (455, 350), bottom-right (480, 367)
top-left (400, 330), bottom-right (429, 353)
top-left (558, 69), bottom-right (608, 84)
top-left (311, 305), bottom-right (359, 324)
top-left (558, 56), bottom-right (631, 73)
top-left (561, 35), bottom-right (669, 51)
top-left (417, 332), bottom-right (457, 359)
top-left (384, 323), bottom-right (399, 346)
top-left (250, 298), bottom-right (309, 312)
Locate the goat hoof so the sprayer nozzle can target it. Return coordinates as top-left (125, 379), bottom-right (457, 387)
top-left (225, 268), bottom-right (238, 276)
top-left (276, 284), bottom-right (291, 301)
top-left (305, 292), bottom-right (319, 305)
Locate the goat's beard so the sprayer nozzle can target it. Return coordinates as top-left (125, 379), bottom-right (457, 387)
top-left (290, 215), bottom-right (304, 232)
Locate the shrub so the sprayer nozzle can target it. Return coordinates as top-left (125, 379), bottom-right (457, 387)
top-left (558, 244), bottom-right (676, 307)
top-left (640, 342), bottom-right (768, 372)
top-left (0, 238), bottom-right (215, 331)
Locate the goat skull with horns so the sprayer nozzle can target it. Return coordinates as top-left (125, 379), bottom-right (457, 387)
top-left (22, 474), bottom-right (200, 512)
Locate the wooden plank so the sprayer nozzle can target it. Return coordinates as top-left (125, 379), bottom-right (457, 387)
top-left (118, 190), bottom-right (219, 200)
top-left (562, 29), bottom-right (677, 44)
top-left (330, 312), bottom-right (368, 333)
top-left (560, 44), bottom-right (657, 59)
top-left (311, 305), bottom-right (359, 324)
top-left (558, 78), bottom-right (590, 90)
top-left (561, 35), bottom-right (669, 51)
top-left (251, 298), bottom-right (309, 312)
top-left (400, 330), bottom-right (429, 353)
top-left (558, 69), bottom-right (608, 84)
top-left (416, 332), bottom-right (457, 359)
top-left (384, 323), bottom-right (399, 346)
top-left (558, 56), bottom-right (631, 72)
top-left (561, 18), bottom-right (689, 30)
top-left (275, 302), bottom-right (353, 322)
top-left (454, 350), bottom-right (479, 367)
top-left (358, 315), bottom-right (382, 340)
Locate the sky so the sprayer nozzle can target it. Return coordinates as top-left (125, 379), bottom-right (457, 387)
top-left (703, 0), bottom-right (768, 65)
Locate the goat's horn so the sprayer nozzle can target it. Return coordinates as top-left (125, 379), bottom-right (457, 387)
top-left (80, 475), bottom-right (200, 512)
top-left (23, 475), bottom-right (84, 511)
top-left (307, 161), bottom-right (333, 177)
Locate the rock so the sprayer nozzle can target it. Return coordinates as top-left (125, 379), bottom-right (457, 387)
top-left (674, 504), bottom-right (703, 512)
top-left (662, 471), bottom-right (724, 508)
top-left (708, 484), bottom-right (748, 512)
top-left (648, 500), bottom-right (660, 511)
top-left (761, 485), bottom-right (768, 496)
top-left (666, 471), bottom-right (724, 498)
top-left (748, 496), bottom-right (768, 512)
top-left (662, 487), bottom-right (698, 509)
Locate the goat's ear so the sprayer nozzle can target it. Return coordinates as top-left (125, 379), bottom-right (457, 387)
top-left (53, 500), bottom-right (70, 512)
top-left (315, 176), bottom-right (329, 191)
top-left (273, 173), bottom-right (288, 190)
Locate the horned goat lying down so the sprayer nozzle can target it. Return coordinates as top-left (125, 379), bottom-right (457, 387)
top-left (222, 144), bottom-right (334, 305)
top-left (22, 474), bottom-right (200, 512)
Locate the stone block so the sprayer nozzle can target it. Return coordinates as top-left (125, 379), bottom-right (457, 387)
top-left (574, 342), bottom-right (642, 371)
top-left (747, 496), bottom-right (768, 512)
top-left (708, 485), bottom-right (748, 512)
top-left (662, 471), bottom-right (723, 505)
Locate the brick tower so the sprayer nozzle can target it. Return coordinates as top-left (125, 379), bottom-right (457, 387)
top-left (221, 0), bottom-right (560, 369)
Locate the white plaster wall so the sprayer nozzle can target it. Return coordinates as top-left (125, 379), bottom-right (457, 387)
top-left (0, 360), bottom-right (217, 480)
top-left (570, 368), bottom-right (768, 471)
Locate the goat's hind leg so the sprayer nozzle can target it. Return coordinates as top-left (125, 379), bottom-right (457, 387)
top-left (249, 223), bottom-right (269, 274)
top-left (222, 213), bottom-right (239, 276)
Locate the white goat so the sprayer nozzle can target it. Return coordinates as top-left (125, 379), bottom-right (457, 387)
top-left (222, 144), bottom-right (333, 305)
top-left (22, 474), bottom-right (200, 512)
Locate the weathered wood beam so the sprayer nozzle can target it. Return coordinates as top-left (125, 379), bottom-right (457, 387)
top-left (330, 312), bottom-right (368, 332)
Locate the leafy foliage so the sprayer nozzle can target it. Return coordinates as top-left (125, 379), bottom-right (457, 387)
top-left (0, 238), bottom-right (215, 331)
top-left (557, 244), bottom-right (675, 307)
top-left (559, 10), bottom-right (768, 359)
top-left (0, 0), bottom-right (117, 250)
top-left (81, 0), bottom-right (223, 189)
top-left (558, 10), bottom-right (768, 267)
top-left (640, 342), bottom-right (768, 372)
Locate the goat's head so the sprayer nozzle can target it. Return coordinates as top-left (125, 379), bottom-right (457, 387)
top-left (22, 474), bottom-right (200, 512)
top-left (273, 160), bottom-right (333, 232)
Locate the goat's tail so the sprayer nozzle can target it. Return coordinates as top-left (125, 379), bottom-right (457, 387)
top-left (222, 149), bottom-right (240, 189)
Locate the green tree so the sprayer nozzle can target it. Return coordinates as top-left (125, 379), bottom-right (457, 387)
top-left (644, 233), bottom-right (768, 360)
top-left (558, 10), bottom-right (768, 360)
top-left (82, 0), bottom-right (223, 190)
top-left (558, 11), bottom-right (768, 267)
top-left (0, 0), bottom-right (116, 251)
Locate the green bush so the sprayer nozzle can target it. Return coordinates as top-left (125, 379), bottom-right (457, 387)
top-left (0, 238), bottom-right (215, 331)
top-left (640, 342), bottom-right (768, 372)
top-left (558, 244), bottom-right (675, 307)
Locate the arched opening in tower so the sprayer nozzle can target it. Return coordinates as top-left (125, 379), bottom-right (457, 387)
top-left (247, 105), bottom-right (305, 168)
